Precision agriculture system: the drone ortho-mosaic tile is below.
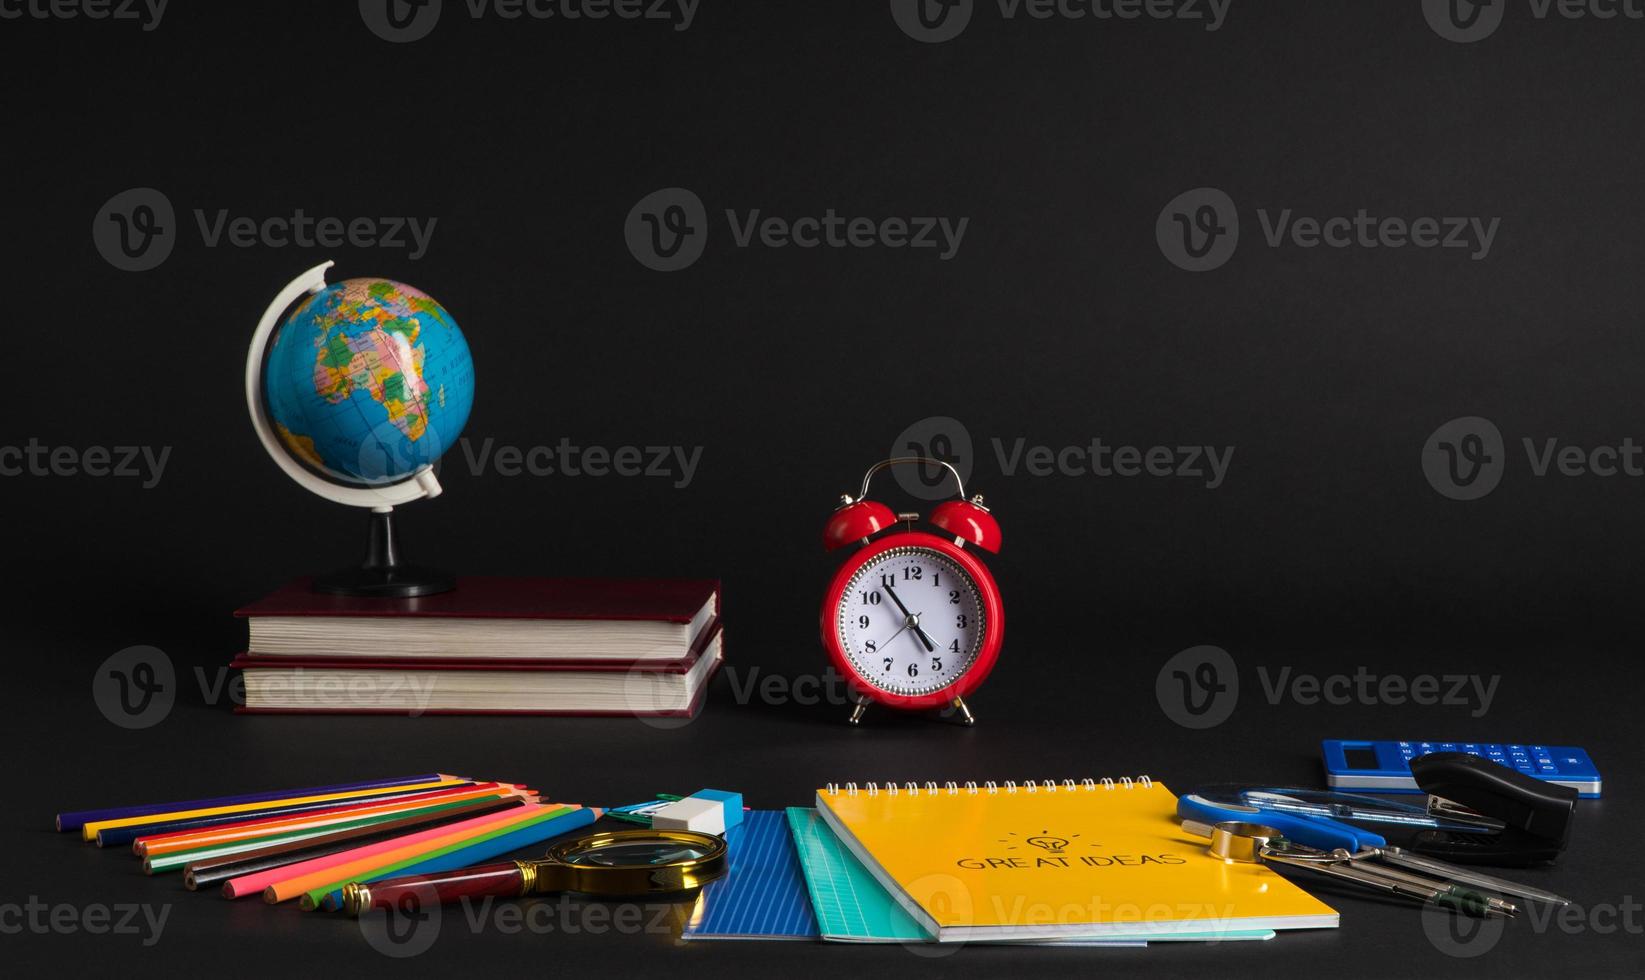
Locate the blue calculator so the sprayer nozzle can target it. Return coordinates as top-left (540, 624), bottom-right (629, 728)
top-left (1322, 739), bottom-right (1601, 798)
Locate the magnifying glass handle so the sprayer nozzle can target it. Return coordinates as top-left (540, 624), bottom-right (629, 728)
top-left (344, 861), bottom-right (527, 915)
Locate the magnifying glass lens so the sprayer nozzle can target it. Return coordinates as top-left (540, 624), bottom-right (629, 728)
top-left (566, 839), bottom-right (715, 867)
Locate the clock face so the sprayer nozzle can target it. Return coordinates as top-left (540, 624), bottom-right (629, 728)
top-left (835, 545), bottom-right (987, 696)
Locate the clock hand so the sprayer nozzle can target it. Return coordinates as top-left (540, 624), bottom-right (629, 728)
top-left (883, 583), bottom-right (937, 653)
top-left (873, 622), bottom-right (910, 652)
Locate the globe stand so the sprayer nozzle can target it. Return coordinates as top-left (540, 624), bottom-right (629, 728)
top-left (312, 509), bottom-right (455, 598)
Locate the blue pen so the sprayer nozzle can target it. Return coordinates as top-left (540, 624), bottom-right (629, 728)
top-left (1177, 793), bottom-right (1387, 852)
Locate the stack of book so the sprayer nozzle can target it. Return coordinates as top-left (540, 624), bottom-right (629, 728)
top-left (231, 577), bottom-right (722, 716)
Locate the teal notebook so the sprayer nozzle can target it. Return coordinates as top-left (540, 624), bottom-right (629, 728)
top-left (786, 806), bottom-right (928, 942)
top-left (785, 808), bottom-right (1274, 946)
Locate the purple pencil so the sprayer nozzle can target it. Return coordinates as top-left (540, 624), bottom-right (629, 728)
top-left (55, 774), bottom-right (455, 832)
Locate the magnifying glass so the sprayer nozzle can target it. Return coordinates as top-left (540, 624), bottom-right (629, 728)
top-left (341, 829), bottom-right (728, 916)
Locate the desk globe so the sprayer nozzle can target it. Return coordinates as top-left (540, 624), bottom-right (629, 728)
top-left (247, 261), bottom-right (474, 597)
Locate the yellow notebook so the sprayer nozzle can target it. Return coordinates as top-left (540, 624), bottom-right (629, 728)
top-left (815, 776), bottom-right (1338, 943)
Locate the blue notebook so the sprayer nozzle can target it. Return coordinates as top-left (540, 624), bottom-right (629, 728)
top-left (680, 809), bottom-right (819, 941)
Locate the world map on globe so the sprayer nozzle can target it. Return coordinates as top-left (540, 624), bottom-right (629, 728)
top-left (264, 278), bottom-right (474, 485)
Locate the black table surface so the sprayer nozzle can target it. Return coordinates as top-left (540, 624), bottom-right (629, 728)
top-left (9, 1), bottom-right (1645, 976)
top-left (4, 630), bottom-right (1637, 979)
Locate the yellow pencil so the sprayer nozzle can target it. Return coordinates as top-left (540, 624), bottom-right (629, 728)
top-left (80, 778), bottom-right (465, 841)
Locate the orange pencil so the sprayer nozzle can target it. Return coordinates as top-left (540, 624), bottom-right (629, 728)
top-left (137, 785), bottom-right (527, 857)
top-left (133, 782), bottom-right (516, 853)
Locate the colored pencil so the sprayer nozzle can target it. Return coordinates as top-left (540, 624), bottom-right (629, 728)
top-left (243, 804), bottom-right (559, 902)
top-left (96, 781), bottom-right (483, 848)
top-left (140, 786), bottom-right (524, 860)
top-left (314, 806), bottom-right (602, 912)
top-left (297, 806), bottom-right (588, 910)
top-left (141, 794), bottom-right (529, 873)
top-left (144, 821), bottom-right (414, 874)
top-left (80, 777), bottom-right (465, 841)
top-left (132, 783), bottom-right (513, 855)
top-left (54, 774), bottom-right (450, 832)
top-left (184, 797), bottom-right (529, 891)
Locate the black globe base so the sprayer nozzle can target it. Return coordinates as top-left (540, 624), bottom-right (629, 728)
top-left (311, 509), bottom-right (456, 599)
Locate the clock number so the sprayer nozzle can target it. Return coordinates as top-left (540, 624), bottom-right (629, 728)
top-left (956, 614), bottom-right (967, 629)
top-left (883, 657), bottom-right (892, 672)
top-left (949, 590), bottom-right (961, 604)
top-left (932, 572), bottom-right (940, 587)
top-left (931, 657), bottom-right (943, 672)
top-left (903, 566), bottom-right (923, 581)
top-left (860, 590), bottom-right (881, 605)
top-left (858, 615), bottom-right (870, 629)
top-left (949, 639), bottom-right (960, 654)
top-left (906, 663), bottom-right (919, 678)
top-left (880, 573), bottom-right (895, 588)
top-left (864, 640), bottom-right (877, 654)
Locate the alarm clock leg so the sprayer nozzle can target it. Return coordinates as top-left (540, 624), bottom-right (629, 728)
top-left (847, 696), bottom-right (872, 726)
top-left (949, 696), bottom-right (976, 726)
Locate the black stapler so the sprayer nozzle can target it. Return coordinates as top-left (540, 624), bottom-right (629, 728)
top-left (1406, 752), bottom-right (1578, 866)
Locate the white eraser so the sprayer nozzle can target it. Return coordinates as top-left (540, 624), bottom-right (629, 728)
top-left (650, 797), bottom-right (725, 834)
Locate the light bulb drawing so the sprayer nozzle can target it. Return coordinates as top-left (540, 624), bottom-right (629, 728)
top-left (998, 830), bottom-right (1084, 855)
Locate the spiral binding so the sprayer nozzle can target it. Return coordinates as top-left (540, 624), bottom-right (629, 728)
top-left (822, 776), bottom-right (1152, 797)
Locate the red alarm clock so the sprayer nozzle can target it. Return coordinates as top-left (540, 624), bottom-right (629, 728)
top-left (820, 457), bottom-right (1003, 726)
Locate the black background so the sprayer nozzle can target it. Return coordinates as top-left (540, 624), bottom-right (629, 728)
top-left (3, 1), bottom-right (1643, 976)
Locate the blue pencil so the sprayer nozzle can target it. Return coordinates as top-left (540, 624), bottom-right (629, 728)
top-left (311, 806), bottom-right (601, 911)
top-left (55, 774), bottom-right (452, 832)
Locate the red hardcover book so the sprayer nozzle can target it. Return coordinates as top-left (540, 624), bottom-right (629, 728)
top-left (235, 577), bottom-right (720, 664)
top-left (230, 577), bottom-right (723, 716)
top-left (231, 625), bottom-right (723, 717)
